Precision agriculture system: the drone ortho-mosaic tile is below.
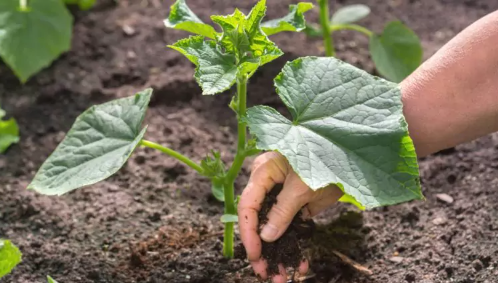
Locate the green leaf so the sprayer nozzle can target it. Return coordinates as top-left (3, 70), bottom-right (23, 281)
top-left (211, 179), bottom-right (225, 202)
top-left (261, 2), bottom-right (313, 36)
top-left (77, 0), bottom-right (96, 11)
top-left (369, 21), bottom-right (422, 83)
top-left (303, 23), bottom-right (322, 37)
top-left (164, 0), bottom-right (217, 39)
top-left (169, 36), bottom-right (238, 95)
top-left (0, 0), bottom-right (73, 82)
top-left (0, 240), bottom-right (22, 278)
top-left (220, 214), bottom-right (238, 223)
top-left (47, 276), bottom-right (58, 283)
top-left (211, 0), bottom-right (283, 68)
top-left (246, 57), bottom-right (422, 209)
top-left (0, 108), bottom-right (19, 153)
top-left (28, 89), bottom-right (152, 196)
top-left (330, 4), bottom-right (370, 24)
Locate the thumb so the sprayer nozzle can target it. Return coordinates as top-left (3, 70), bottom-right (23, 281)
top-left (260, 173), bottom-right (311, 242)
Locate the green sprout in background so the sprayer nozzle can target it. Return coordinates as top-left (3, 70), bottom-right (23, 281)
top-left (27, 0), bottom-right (422, 261)
top-left (307, 0), bottom-right (423, 82)
top-left (0, 106), bottom-right (19, 153)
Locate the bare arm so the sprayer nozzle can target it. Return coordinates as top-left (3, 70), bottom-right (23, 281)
top-left (402, 10), bottom-right (498, 157)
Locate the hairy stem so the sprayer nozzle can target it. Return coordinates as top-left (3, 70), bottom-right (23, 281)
top-left (330, 23), bottom-right (373, 37)
top-left (318, 0), bottom-right (334, 56)
top-left (139, 140), bottom-right (204, 174)
top-left (223, 75), bottom-right (249, 258)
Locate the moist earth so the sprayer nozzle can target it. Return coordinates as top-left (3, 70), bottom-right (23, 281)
top-left (1, 0), bottom-right (498, 282)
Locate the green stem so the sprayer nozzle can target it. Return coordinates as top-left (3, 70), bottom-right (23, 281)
top-left (223, 75), bottom-right (249, 258)
top-left (139, 140), bottom-right (204, 174)
top-left (318, 0), bottom-right (334, 56)
top-left (330, 23), bottom-right (373, 37)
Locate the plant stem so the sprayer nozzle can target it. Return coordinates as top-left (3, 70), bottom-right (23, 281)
top-left (318, 0), bottom-right (334, 56)
top-left (223, 75), bottom-right (249, 258)
top-left (139, 139), bottom-right (204, 174)
top-left (330, 23), bottom-right (373, 37)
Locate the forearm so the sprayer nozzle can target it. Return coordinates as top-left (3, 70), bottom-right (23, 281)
top-left (401, 11), bottom-right (498, 157)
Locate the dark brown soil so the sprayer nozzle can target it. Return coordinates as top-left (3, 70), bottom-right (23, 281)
top-left (1, 0), bottom-right (498, 283)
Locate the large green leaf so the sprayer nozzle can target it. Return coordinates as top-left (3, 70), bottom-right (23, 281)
top-left (164, 0), bottom-right (217, 39)
top-left (0, 0), bottom-right (73, 83)
top-left (330, 4), bottom-right (370, 24)
top-left (169, 36), bottom-right (238, 95)
top-left (0, 108), bottom-right (19, 153)
top-left (0, 240), bottom-right (22, 278)
top-left (246, 57), bottom-right (422, 209)
top-left (261, 2), bottom-right (313, 36)
top-left (369, 21), bottom-right (422, 83)
top-left (28, 89), bottom-right (152, 196)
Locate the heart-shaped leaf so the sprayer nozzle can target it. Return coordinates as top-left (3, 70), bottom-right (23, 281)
top-left (330, 4), bottom-right (370, 24)
top-left (369, 21), bottom-right (422, 83)
top-left (0, 0), bottom-right (73, 82)
top-left (247, 57), bottom-right (422, 209)
top-left (0, 240), bottom-right (22, 278)
top-left (28, 89), bottom-right (152, 195)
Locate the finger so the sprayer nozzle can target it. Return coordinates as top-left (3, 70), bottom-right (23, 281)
top-left (260, 172), bottom-right (312, 242)
top-left (250, 259), bottom-right (268, 280)
top-left (298, 259), bottom-right (309, 275)
top-left (271, 264), bottom-right (287, 283)
top-left (307, 185), bottom-right (343, 217)
top-left (238, 152), bottom-right (289, 261)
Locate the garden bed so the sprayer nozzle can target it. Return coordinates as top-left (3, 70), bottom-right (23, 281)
top-left (1, 0), bottom-right (498, 282)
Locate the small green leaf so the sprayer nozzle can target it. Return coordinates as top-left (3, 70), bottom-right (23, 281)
top-left (220, 214), bottom-right (238, 223)
top-left (47, 276), bottom-right (59, 283)
top-left (0, 108), bottom-right (19, 153)
top-left (77, 0), bottom-right (96, 11)
top-left (0, 240), bottom-right (22, 278)
top-left (164, 0), bottom-right (217, 39)
top-left (369, 21), bottom-right (422, 83)
top-left (28, 89), bottom-right (152, 195)
top-left (261, 2), bottom-right (313, 36)
top-left (169, 36), bottom-right (238, 95)
top-left (0, 0), bottom-right (73, 82)
top-left (330, 4), bottom-right (370, 24)
top-left (211, 0), bottom-right (283, 68)
top-left (247, 57), bottom-right (422, 209)
top-left (211, 179), bottom-right (225, 202)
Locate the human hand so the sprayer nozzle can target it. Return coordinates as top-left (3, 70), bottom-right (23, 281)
top-left (237, 152), bottom-right (343, 283)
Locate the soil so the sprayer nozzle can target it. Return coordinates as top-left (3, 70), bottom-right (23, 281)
top-left (1, 0), bottom-right (498, 283)
top-left (253, 184), bottom-right (315, 277)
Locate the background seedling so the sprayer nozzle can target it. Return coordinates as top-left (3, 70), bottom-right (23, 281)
top-left (27, 0), bottom-right (422, 260)
top-left (0, 0), bottom-right (95, 83)
top-left (307, 0), bottom-right (423, 82)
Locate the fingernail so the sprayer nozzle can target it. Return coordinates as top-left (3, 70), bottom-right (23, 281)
top-left (260, 223), bottom-right (278, 241)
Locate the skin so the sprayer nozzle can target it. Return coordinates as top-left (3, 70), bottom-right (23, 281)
top-left (238, 11), bottom-right (498, 283)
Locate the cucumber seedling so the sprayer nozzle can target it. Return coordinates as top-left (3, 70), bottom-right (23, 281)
top-left (28, 0), bottom-right (423, 259)
top-left (307, 0), bottom-right (423, 82)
